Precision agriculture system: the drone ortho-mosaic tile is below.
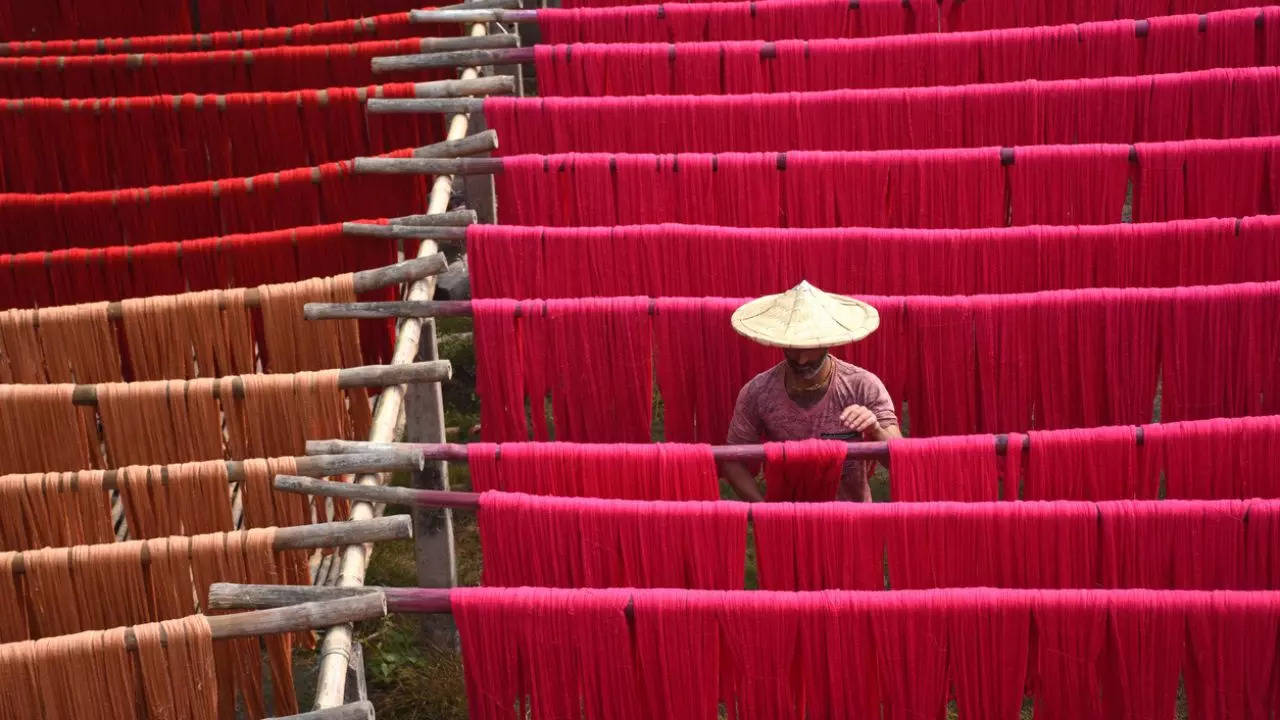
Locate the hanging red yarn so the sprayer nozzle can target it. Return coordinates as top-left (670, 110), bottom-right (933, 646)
top-left (762, 439), bottom-right (848, 502)
top-left (465, 442), bottom-right (720, 500)
top-left (477, 491), bottom-right (747, 589)
top-left (888, 435), bottom-right (1000, 501)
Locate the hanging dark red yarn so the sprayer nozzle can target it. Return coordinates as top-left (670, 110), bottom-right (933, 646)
top-left (1146, 416), bottom-right (1280, 500)
top-left (494, 138), bottom-right (1280, 228)
top-left (1024, 426), bottom-right (1157, 500)
top-left (0, 39), bottom-right (445, 98)
top-left (0, 84), bottom-right (439, 192)
top-left (0, 0), bottom-right (430, 41)
top-left (466, 217), bottom-right (1280, 300)
top-left (477, 491), bottom-right (747, 589)
top-left (465, 442), bottom-right (720, 500)
top-left (534, 8), bottom-right (1276, 96)
top-left (454, 588), bottom-right (1280, 720)
top-left (486, 66), bottom-right (1280, 155)
top-left (0, 10), bottom-right (429, 56)
top-left (762, 439), bottom-right (847, 501)
top-left (0, 156), bottom-right (427, 254)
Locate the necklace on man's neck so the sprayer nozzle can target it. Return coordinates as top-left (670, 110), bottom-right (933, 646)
top-left (785, 355), bottom-right (833, 395)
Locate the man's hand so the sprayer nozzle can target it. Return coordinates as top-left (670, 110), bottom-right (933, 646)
top-left (840, 404), bottom-right (881, 434)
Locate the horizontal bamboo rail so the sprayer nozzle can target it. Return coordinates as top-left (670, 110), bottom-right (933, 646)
top-left (367, 97), bottom-right (486, 114)
top-left (8, 515), bottom-right (413, 573)
top-left (407, 129), bottom-right (498, 160)
top-left (303, 300), bottom-right (475, 320)
top-left (377, 46), bottom-right (532, 70)
top-left (343, 223), bottom-right (467, 241)
top-left (212, 583), bottom-right (447, 613)
top-left (306, 430), bottom-right (1148, 461)
top-left (183, 593), bottom-right (387, 648)
top-left (409, 8), bottom-right (537, 23)
top-left (267, 701), bottom-right (375, 720)
top-left (277, 474), bottom-right (480, 509)
top-left (65, 360), bottom-right (453, 405)
top-left (79, 450), bottom-right (425, 491)
top-left (414, 33), bottom-right (519, 54)
top-left (390, 208), bottom-right (478, 226)
top-left (437, 0), bottom-right (523, 10)
top-left (412, 74), bottom-right (515, 98)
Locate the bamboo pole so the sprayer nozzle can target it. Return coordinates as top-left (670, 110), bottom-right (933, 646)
top-left (409, 8), bottom-right (536, 23)
top-left (405, 129), bottom-right (498, 160)
top-left (353, 156), bottom-right (501, 176)
top-left (8, 516), bottom-right (413, 573)
top-left (85, 451), bottom-right (425, 492)
top-left (82, 253), bottom-right (446, 323)
top-left (413, 75), bottom-right (515, 98)
top-left (416, 33), bottom-right (519, 53)
top-left (437, 0), bottom-right (523, 10)
top-left (373, 47), bottom-right (531, 72)
top-left (267, 701), bottom-right (376, 720)
top-left (65, 360), bottom-right (453, 405)
top-left (211, 583), bottom-right (443, 612)
top-left (199, 594), bottom-right (388, 643)
top-left (367, 97), bottom-right (487, 114)
top-left (313, 18), bottom-right (489, 711)
top-left (306, 431), bottom-right (1135, 461)
top-left (391, 208), bottom-right (478, 226)
top-left (342, 223), bottom-right (467, 241)
top-left (304, 300), bottom-right (473, 320)
top-left (276, 474), bottom-right (480, 509)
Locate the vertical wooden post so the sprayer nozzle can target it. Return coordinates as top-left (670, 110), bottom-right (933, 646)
top-left (343, 643), bottom-right (368, 705)
top-left (405, 317), bottom-right (458, 648)
top-left (461, 112), bottom-right (499, 225)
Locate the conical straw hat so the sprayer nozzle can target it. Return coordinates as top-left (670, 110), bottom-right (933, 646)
top-left (730, 281), bottom-right (880, 349)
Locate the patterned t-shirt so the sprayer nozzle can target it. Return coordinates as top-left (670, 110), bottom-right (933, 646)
top-left (726, 357), bottom-right (898, 500)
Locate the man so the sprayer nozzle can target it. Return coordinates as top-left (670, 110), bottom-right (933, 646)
top-left (723, 281), bottom-right (901, 502)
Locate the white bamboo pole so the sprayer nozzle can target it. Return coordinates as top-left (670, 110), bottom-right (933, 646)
top-left (310, 21), bottom-right (488, 711)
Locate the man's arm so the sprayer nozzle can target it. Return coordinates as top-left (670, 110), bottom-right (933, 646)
top-left (721, 460), bottom-right (765, 502)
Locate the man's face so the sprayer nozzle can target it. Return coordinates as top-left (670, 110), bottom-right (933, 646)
top-left (783, 348), bottom-right (829, 379)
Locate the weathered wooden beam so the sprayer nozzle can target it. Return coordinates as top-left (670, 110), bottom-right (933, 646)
top-left (342, 223), bottom-right (467, 241)
top-left (354, 156), bottom-right (500, 176)
top-left (214, 584), bottom-right (450, 613)
top-left (390, 208), bottom-right (478, 226)
top-left (202, 593), bottom-right (388, 642)
top-left (276, 475), bottom-right (480, 511)
top-left (437, 0), bottom-right (522, 10)
top-left (67, 360), bottom-right (452, 405)
top-left (9, 516), bottom-right (413, 574)
top-left (409, 8), bottom-right (537, 23)
top-left (210, 584), bottom-right (448, 614)
top-left (91, 451), bottom-right (423, 491)
top-left (372, 47), bottom-right (532, 71)
top-left (267, 701), bottom-right (376, 720)
top-left (303, 301), bottom-right (472, 320)
top-left (413, 75), bottom-right (515, 98)
top-left (366, 97), bottom-right (487, 114)
top-left (415, 33), bottom-right (519, 53)
top-left (407, 129), bottom-right (498, 159)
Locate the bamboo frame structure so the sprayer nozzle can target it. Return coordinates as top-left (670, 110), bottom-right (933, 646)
top-left (7, 515), bottom-right (413, 573)
top-left (310, 19), bottom-right (494, 712)
top-left (412, 74), bottom-right (515, 98)
top-left (64, 360), bottom-right (453, 404)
